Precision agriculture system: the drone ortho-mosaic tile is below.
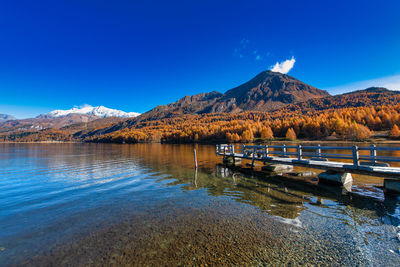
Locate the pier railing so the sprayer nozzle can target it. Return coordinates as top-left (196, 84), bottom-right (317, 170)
top-left (216, 144), bottom-right (400, 166)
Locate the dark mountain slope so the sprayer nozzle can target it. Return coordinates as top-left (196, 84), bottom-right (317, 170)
top-left (220, 70), bottom-right (330, 111)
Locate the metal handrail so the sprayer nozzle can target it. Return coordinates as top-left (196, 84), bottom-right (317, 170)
top-left (216, 143), bottom-right (400, 166)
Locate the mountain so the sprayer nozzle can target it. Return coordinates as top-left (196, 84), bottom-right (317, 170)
top-left (0, 105), bottom-right (139, 135)
top-left (42, 105), bottom-right (140, 118)
top-left (0, 114), bottom-right (102, 134)
top-left (85, 86), bottom-right (400, 141)
top-left (280, 87), bottom-right (400, 113)
top-left (0, 114), bottom-right (16, 122)
top-left (220, 70), bottom-right (330, 111)
top-left (0, 115), bottom-right (128, 142)
top-left (137, 70), bottom-right (329, 121)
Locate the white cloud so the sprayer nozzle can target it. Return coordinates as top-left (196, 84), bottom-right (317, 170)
top-left (270, 57), bottom-right (296, 74)
top-left (326, 74), bottom-right (400, 94)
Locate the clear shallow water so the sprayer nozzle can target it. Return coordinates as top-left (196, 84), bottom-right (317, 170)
top-left (0, 143), bottom-right (400, 266)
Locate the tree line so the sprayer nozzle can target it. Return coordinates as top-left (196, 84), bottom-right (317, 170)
top-left (2, 104), bottom-right (400, 143)
top-left (88, 104), bottom-right (400, 143)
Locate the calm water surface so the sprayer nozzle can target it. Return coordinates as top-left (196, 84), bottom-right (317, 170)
top-left (0, 143), bottom-right (400, 266)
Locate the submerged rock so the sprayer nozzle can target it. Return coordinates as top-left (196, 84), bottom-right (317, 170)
top-left (262, 164), bottom-right (293, 172)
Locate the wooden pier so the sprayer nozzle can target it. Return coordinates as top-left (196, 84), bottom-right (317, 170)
top-left (216, 144), bottom-right (400, 193)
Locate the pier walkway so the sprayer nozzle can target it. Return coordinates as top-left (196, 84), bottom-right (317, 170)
top-left (216, 144), bottom-right (400, 192)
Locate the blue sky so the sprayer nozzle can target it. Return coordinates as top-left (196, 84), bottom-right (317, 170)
top-left (0, 0), bottom-right (399, 118)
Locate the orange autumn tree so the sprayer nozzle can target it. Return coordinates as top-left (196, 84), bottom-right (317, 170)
top-left (390, 124), bottom-right (400, 139)
top-left (241, 129), bottom-right (254, 142)
top-left (285, 128), bottom-right (296, 140)
top-left (260, 126), bottom-right (274, 140)
top-left (347, 123), bottom-right (372, 140)
top-left (226, 132), bottom-right (240, 142)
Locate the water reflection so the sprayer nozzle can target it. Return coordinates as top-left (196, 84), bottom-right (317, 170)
top-left (173, 162), bottom-right (400, 225)
top-left (0, 143), bottom-right (399, 266)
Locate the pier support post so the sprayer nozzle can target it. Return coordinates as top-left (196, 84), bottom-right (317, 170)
top-left (318, 171), bottom-right (353, 186)
top-left (384, 179), bottom-right (400, 193)
top-left (251, 147), bottom-right (256, 168)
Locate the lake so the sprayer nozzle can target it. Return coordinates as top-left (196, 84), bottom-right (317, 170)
top-left (0, 143), bottom-right (400, 266)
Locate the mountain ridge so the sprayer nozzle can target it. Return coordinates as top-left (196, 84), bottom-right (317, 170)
top-left (41, 105), bottom-right (140, 118)
top-left (0, 114), bottom-right (16, 122)
top-left (280, 87), bottom-right (400, 113)
top-left (0, 105), bottom-right (139, 134)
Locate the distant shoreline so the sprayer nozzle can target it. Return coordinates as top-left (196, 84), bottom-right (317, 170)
top-left (2, 139), bottom-right (400, 145)
top-left (0, 141), bottom-right (82, 144)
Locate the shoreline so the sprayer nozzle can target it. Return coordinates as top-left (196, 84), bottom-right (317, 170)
top-left (0, 141), bottom-right (82, 144)
top-left (2, 139), bottom-right (400, 145)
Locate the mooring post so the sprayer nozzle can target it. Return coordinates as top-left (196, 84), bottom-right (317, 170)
top-left (283, 144), bottom-right (287, 157)
top-left (352, 146), bottom-right (359, 166)
top-left (265, 145), bottom-right (268, 158)
top-left (317, 144), bottom-right (322, 159)
top-left (231, 144), bottom-right (235, 155)
top-left (194, 168), bottom-right (198, 187)
top-left (297, 144), bottom-right (302, 160)
top-left (194, 148), bottom-right (198, 169)
top-left (370, 144), bottom-right (377, 164)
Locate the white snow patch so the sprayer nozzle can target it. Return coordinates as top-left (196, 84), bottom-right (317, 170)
top-left (47, 105), bottom-right (140, 118)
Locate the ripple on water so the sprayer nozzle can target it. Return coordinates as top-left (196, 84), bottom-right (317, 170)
top-left (0, 143), bottom-right (399, 266)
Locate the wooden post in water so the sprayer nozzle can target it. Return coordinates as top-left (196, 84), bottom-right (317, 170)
top-left (194, 168), bottom-right (198, 187)
top-left (370, 144), bottom-right (377, 164)
top-left (317, 144), bottom-right (322, 159)
top-left (194, 148), bottom-right (198, 169)
top-left (352, 146), bottom-right (359, 166)
top-left (297, 144), bottom-right (302, 160)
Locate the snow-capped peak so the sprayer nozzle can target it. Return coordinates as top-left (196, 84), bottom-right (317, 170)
top-left (46, 105), bottom-right (140, 118)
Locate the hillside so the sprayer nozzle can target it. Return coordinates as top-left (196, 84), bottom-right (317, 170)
top-left (86, 86), bottom-right (400, 143)
top-left (281, 87), bottom-right (400, 114)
